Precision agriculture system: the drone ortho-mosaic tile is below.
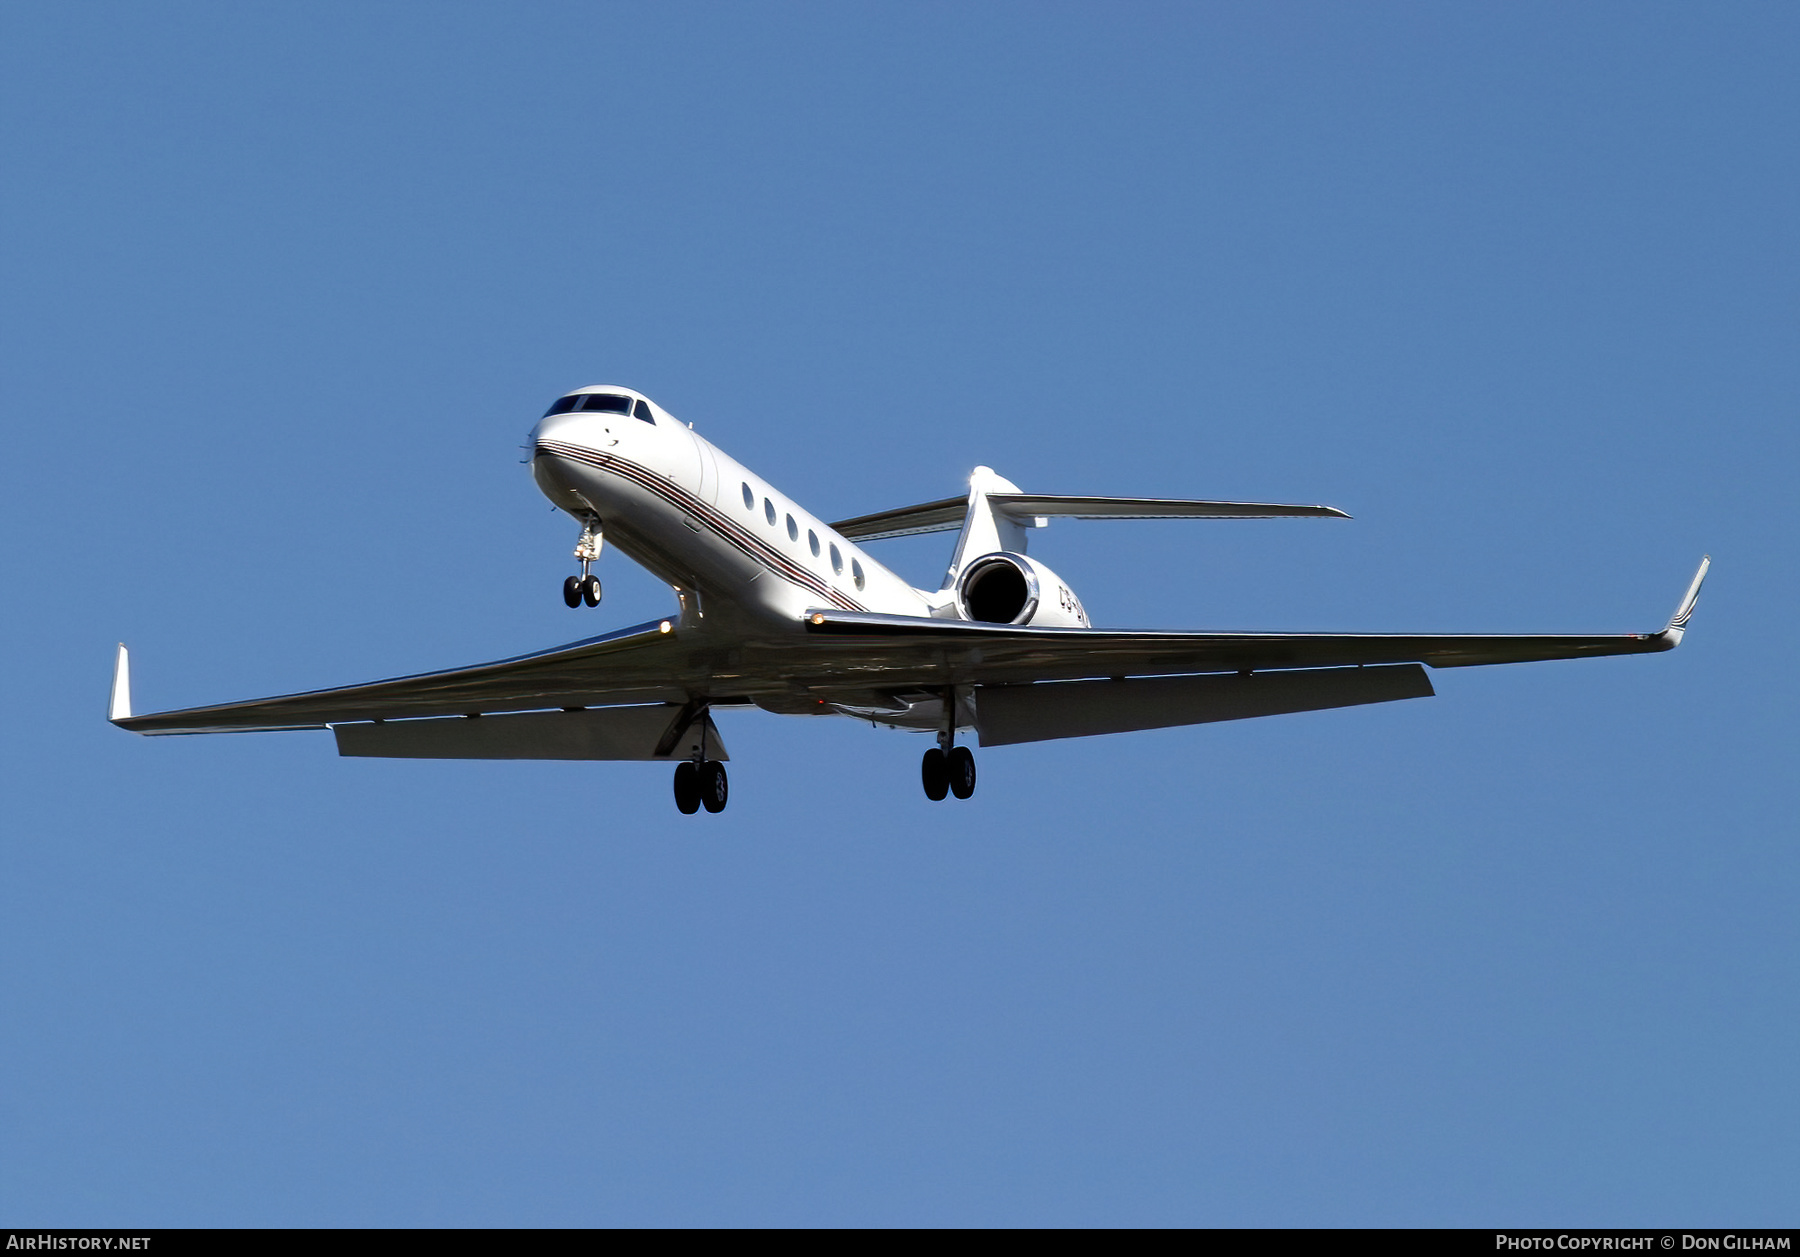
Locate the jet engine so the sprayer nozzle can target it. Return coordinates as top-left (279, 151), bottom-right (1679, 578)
top-left (954, 552), bottom-right (1090, 628)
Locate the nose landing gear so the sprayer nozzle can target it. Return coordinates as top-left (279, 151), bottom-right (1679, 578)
top-left (562, 517), bottom-right (604, 608)
top-left (562, 574), bottom-right (601, 608)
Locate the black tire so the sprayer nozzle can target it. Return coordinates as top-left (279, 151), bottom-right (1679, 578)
top-left (673, 761), bottom-right (700, 814)
top-left (700, 760), bottom-right (729, 813)
top-left (921, 747), bottom-right (949, 801)
top-left (948, 745), bottom-right (976, 799)
top-left (581, 574), bottom-right (603, 607)
top-left (562, 575), bottom-right (583, 608)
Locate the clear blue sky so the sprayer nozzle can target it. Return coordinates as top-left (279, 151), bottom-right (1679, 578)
top-left (2, 1), bottom-right (1795, 1227)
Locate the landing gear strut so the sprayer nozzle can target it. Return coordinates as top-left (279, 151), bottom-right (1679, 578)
top-left (563, 517), bottom-right (603, 607)
top-left (671, 702), bottom-right (728, 815)
top-left (921, 710), bottom-right (976, 801)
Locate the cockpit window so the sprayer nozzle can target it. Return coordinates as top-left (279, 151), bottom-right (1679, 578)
top-left (632, 399), bottom-right (655, 424)
top-left (542, 393), bottom-right (632, 417)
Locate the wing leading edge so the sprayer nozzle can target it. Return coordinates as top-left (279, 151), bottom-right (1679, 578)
top-left (111, 618), bottom-right (693, 735)
top-left (800, 557), bottom-right (1710, 681)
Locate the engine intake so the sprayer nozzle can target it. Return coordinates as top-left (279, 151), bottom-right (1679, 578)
top-left (959, 554), bottom-right (1036, 623)
top-left (954, 552), bottom-right (1088, 627)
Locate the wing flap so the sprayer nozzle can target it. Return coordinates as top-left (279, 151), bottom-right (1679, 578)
top-left (975, 665), bottom-right (1433, 746)
top-left (333, 705), bottom-right (728, 761)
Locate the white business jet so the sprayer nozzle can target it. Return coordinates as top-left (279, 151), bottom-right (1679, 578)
top-left (110, 385), bottom-right (1709, 815)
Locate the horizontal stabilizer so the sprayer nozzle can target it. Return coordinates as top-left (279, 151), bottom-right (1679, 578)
top-left (830, 496), bottom-right (967, 541)
top-left (831, 493), bottom-right (1347, 541)
top-left (334, 705), bottom-right (727, 761)
top-left (976, 665), bottom-right (1433, 746)
top-left (988, 493), bottom-right (1349, 522)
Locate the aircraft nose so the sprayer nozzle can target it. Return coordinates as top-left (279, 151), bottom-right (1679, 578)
top-left (530, 412), bottom-right (578, 451)
top-left (530, 411), bottom-right (619, 459)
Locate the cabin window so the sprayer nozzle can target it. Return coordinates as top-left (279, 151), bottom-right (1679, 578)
top-left (764, 498), bottom-right (776, 525)
top-left (786, 514), bottom-right (799, 542)
top-left (632, 399), bottom-right (655, 424)
top-left (829, 544), bottom-right (843, 574)
top-left (742, 483), bottom-right (755, 510)
top-left (852, 558), bottom-right (865, 590)
top-left (807, 530), bottom-right (820, 557)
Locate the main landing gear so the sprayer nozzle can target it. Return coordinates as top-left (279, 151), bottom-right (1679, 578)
top-left (562, 516), bottom-right (603, 608)
top-left (673, 759), bottom-right (729, 815)
top-left (921, 739), bottom-right (976, 802)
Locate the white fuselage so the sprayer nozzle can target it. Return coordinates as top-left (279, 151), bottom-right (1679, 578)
top-left (529, 389), bottom-right (934, 630)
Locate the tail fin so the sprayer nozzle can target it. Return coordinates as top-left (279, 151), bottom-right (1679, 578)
top-left (941, 467), bottom-right (1029, 589)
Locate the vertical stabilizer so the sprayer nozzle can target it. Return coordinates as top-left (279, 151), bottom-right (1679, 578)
top-left (941, 467), bottom-right (1035, 589)
top-left (109, 644), bottom-right (132, 723)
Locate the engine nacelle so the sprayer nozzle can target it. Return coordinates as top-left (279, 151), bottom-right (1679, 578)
top-left (954, 552), bottom-right (1090, 627)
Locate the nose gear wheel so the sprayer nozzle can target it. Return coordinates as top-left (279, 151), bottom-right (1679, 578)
top-left (562, 518), bottom-right (605, 608)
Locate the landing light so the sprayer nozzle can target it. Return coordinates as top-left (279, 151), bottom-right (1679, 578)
top-left (810, 613), bottom-right (825, 626)
top-left (659, 620), bottom-right (672, 634)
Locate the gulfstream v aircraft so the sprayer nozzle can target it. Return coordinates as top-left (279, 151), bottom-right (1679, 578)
top-left (110, 385), bottom-right (1709, 814)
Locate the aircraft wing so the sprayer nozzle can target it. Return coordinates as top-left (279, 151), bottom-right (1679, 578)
top-left (111, 618), bottom-right (695, 735)
top-left (110, 558), bottom-right (1706, 755)
top-left (797, 557), bottom-right (1711, 685)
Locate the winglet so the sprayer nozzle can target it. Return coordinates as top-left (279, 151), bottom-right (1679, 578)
top-left (109, 644), bottom-right (132, 723)
top-left (1658, 556), bottom-right (1710, 648)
